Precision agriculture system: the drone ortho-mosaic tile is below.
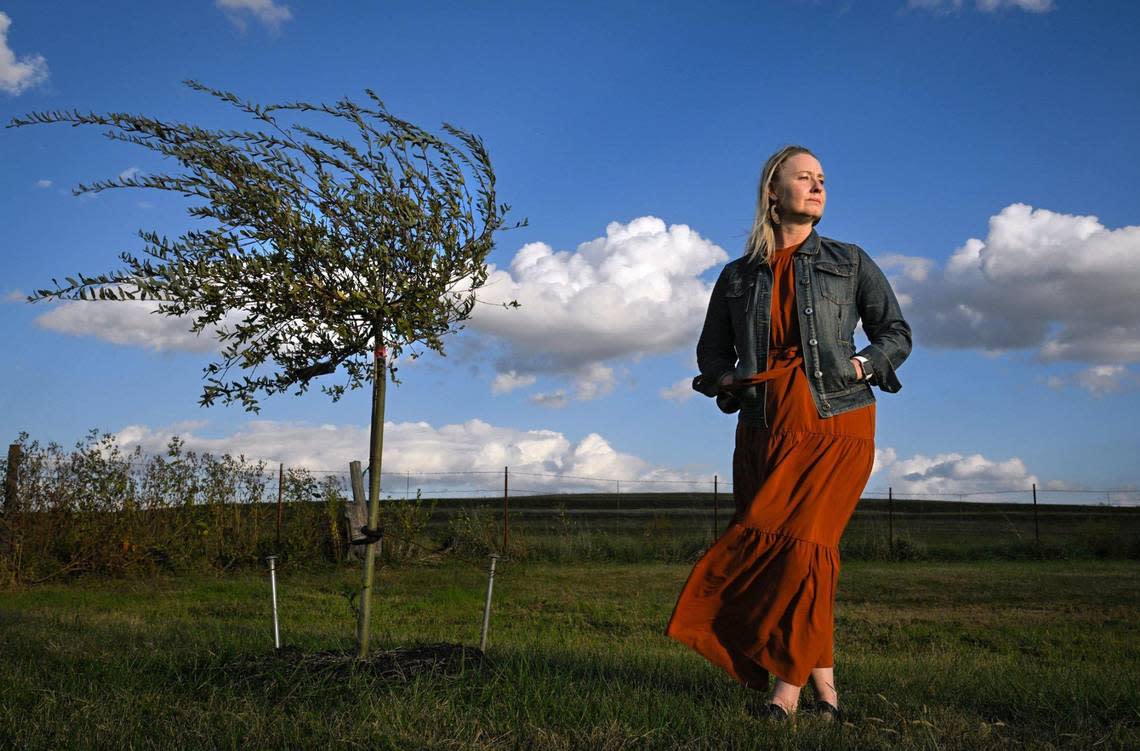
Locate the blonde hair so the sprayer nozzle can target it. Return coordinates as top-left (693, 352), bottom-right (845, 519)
top-left (745, 145), bottom-right (818, 264)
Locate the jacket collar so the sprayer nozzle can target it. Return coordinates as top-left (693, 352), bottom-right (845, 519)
top-left (794, 228), bottom-right (821, 256)
top-left (739, 228), bottom-right (821, 273)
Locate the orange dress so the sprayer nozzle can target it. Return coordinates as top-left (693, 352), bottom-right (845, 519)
top-left (666, 241), bottom-right (875, 688)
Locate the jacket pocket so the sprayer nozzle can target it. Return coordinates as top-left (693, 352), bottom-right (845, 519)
top-left (814, 261), bottom-right (856, 304)
top-left (724, 279), bottom-right (754, 330)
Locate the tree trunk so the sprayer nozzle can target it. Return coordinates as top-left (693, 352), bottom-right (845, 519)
top-left (356, 341), bottom-right (387, 659)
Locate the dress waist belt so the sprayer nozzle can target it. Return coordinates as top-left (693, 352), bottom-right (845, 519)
top-left (721, 346), bottom-right (802, 393)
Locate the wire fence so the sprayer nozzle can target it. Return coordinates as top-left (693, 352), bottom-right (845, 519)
top-left (141, 459), bottom-right (1140, 560)
top-left (3, 436), bottom-right (1140, 585)
top-left (247, 465), bottom-right (1140, 505)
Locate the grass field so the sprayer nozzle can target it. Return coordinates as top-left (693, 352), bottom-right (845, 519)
top-left (1, 559), bottom-right (1137, 749)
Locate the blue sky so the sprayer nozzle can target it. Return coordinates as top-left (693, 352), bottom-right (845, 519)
top-left (2, 0), bottom-right (1138, 501)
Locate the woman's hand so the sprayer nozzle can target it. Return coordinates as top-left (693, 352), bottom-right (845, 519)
top-left (850, 358), bottom-right (864, 380)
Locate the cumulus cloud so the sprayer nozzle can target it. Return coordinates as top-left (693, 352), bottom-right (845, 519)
top-left (907, 0), bottom-right (1054, 12)
top-left (35, 179), bottom-right (52, 189)
top-left (118, 166), bottom-right (141, 181)
top-left (216, 0), bottom-right (292, 31)
top-left (871, 448), bottom-right (1137, 503)
top-left (872, 447), bottom-right (1038, 495)
top-left (4, 289), bottom-right (25, 303)
top-left (529, 390), bottom-right (568, 409)
top-left (1042, 479), bottom-right (1083, 491)
top-left (30, 217), bottom-right (725, 405)
top-left (1047, 364), bottom-right (1140, 397)
top-left (0, 12), bottom-right (48, 95)
top-left (888, 204), bottom-right (1140, 366)
top-left (659, 377), bottom-right (695, 403)
top-left (491, 370), bottom-right (537, 395)
top-left (572, 362), bottom-right (617, 400)
top-left (472, 216), bottom-right (728, 399)
top-left (976, 0), bottom-right (1054, 11)
top-left (907, 0), bottom-right (965, 12)
top-left (872, 446), bottom-right (898, 478)
top-left (111, 418), bottom-right (697, 492)
top-left (34, 299), bottom-right (234, 352)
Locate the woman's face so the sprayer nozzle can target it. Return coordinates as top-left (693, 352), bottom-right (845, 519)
top-left (770, 153), bottom-right (826, 223)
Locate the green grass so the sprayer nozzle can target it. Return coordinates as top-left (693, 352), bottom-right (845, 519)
top-left (1, 559), bottom-right (1138, 749)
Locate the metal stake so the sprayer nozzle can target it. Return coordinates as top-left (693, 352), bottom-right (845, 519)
top-left (275, 463), bottom-right (284, 549)
top-left (479, 554), bottom-right (499, 652)
top-left (1032, 482), bottom-right (1039, 545)
top-left (266, 555), bottom-right (281, 650)
top-left (888, 487), bottom-right (894, 557)
top-left (713, 474), bottom-right (719, 540)
top-left (503, 466), bottom-right (509, 555)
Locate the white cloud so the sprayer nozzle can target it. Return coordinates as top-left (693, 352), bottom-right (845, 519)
top-left (1045, 364), bottom-right (1140, 397)
top-left (30, 283), bottom-right (389, 382)
top-left (28, 217), bottom-right (727, 402)
top-left (111, 418), bottom-right (698, 492)
top-left (872, 446), bottom-right (898, 477)
top-left (1073, 365), bottom-right (1138, 396)
top-left (491, 370), bottom-right (536, 395)
top-left (659, 377), bottom-right (695, 403)
top-left (34, 299), bottom-right (226, 352)
top-left (1042, 479), bottom-right (1083, 491)
top-left (877, 252), bottom-right (933, 283)
top-left (118, 166), bottom-right (141, 181)
top-left (0, 12), bottom-right (48, 95)
top-left (572, 362), bottom-right (616, 401)
top-left (872, 447), bottom-right (1038, 495)
top-left (35, 179), bottom-right (52, 189)
top-left (472, 215), bottom-right (728, 399)
top-left (216, 0), bottom-right (292, 31)
top-left (907, 0), bottom-right (964, 12)
top-left (907, 0), bottom-right (1054, 12)
top-left (976, 0), bottom-right (1054, 12)
top-left (4, 289), bottom-right (25, 303)
top-left (529, 390), bottom-right (568, 409)
top-left (890, 204), bottom-right (1140, 365)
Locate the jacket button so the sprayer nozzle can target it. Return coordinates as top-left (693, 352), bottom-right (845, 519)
top-left (805, 307), bottom-right (813, 315)
top-left (800, 278), bottom-right (809, 285)
top-left (809, 338), bottom-right (818, 346)
top-left (814, 370), bottom-right (823, 378)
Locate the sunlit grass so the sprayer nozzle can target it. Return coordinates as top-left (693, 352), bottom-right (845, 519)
top-left (1, 559), bottom-right (1136, 749)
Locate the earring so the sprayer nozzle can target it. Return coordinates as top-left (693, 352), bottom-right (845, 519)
top-left (769, 203), bottom-right (780, 225)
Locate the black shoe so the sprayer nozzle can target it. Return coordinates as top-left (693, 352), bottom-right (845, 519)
top-left (806, 700), bottom-right (843, 722)
top-left (764, 703), bottom-right (790, 721)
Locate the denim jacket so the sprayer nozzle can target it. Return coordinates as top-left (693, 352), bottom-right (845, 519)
top-left (695, 229), bottom-right (912, 425)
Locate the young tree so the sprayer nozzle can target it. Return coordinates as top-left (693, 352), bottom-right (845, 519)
top-left (9, 81), bottom-right (521, 657)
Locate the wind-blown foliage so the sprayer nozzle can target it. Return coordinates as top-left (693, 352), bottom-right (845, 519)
top-left (9, 80), bottom-right (522, 411)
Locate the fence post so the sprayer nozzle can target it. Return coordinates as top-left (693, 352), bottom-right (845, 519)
top-left (713, 475), bottom-right (719, 541)
top-left (4, 443), bottom-right (20, 515)
top-left (1032, 482), bottom-right (1039, 545)
top-left (275, 462), bottom-right (285, 549)
top-left (888, 486), bottom-right (894, 557)
top-left (503, 466), bottom-right (509, 555)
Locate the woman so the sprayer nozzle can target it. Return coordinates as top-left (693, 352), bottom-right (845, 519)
top-left (666, 145), bottom-right (911, 720)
